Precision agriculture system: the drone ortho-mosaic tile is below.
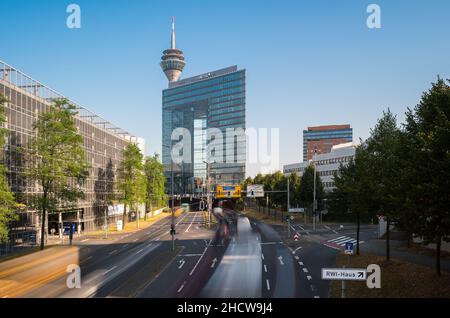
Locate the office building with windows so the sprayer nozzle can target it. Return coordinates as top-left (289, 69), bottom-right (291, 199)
top-left (303, 124), bottom-right (353, 161)
top-left (0, 59), bottom-right (142, 245)
top-left (160, 19), bottom-right (245, 194)
top-left (284, 142), bottom-right (356, 192)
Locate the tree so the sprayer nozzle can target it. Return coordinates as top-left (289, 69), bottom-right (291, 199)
top-left (329, 143), bottom-right (374, 254)
top-left (144, 154), bottom-right (167, 218)
top-left (117, 143), bottom-right (147, 228)
top-left (403, 78), bottom-right (450, 275)
top-left (298, 165), bottom-right (324, 214)
top-left (365, 109), bottom-right (403, 261)
top-left (0, 94), bottom-right (17, 243)
top-left (26, 99), bottom-right (89, 250)
top-left (287, 172), bottom-right (301, 209)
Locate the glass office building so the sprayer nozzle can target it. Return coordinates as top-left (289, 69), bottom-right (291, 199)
top-left (0, 59), bottom-right (141, 247)
top-left (162, 66), bottom-right (246, 194)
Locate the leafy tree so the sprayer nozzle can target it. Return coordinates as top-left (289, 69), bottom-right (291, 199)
top-left (0, 94), bottom-right (17, 243)
top-left (26, 99), bottom-right (89, 250)
top-left (298, 164), bottom-right (324, 214)
top-left (365, 109), bottom-right (403, 261)
top-left (329, 143), bottom-right (374, 254)
top-left (118, 143), bottom-right (147, 227)
top-left (403, 78), bottom-right (450, 275)
top-left (144, 154), bottom-right (167, 217)
top-left (287, 172), bottom-right (301, 209)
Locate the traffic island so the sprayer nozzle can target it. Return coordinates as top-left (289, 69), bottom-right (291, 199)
top-left (329, 253), bottom-right (450, 298)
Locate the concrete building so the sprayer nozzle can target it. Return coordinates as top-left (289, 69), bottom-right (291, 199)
top-left (303, 124), bottom-right (353, 161)
top-left (284, 142), bottom-right (356, 192)
top-left (0, 59), bottom-right (142, 244)
top-left (160, 19), bottom-right (246, 194)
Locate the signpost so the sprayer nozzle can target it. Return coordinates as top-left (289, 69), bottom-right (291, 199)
top-left (293, 233), bottom-right (299, 241)
top-left (247, 184), bottom-right (264, 198)
top-left (321, 268), bottom-right (366, 281)
top-left (216, 185), bottom-right (241, 199)
top-left (288, 207), bottom-right (305, 213)
top-left (345, 242), bottom-right (354, 255)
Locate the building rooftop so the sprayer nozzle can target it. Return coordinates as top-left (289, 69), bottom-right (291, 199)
top-left (306, 124), bottom-right (351, 131)
top-left (0, 59), bottom-right (137, 141)
top-left (168, 65), bottom-right (239, 89)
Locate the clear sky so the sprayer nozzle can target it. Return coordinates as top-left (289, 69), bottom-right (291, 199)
top-left (1, 0), bottom-right (449, 177)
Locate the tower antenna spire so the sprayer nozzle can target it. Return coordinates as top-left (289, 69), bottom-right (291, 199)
top-left (171, 16), bottom-right (175, 49)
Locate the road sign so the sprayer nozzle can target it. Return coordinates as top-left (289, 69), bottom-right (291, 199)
top-left (321, 268), bottom-right (366, 281)
top-left (288, 208), bottom-right (305, 213)
top-left (247, 184), bottom-right (264, 198)
top-left (293, 234), bottom-right (299, 241)
top-left (216, 185), bottom-right (241, 198)
top-left (345, 242), bottom-right (354, 255)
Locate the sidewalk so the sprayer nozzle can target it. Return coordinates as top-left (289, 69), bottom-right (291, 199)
top-left (362, 239), bottom-right (450, 273)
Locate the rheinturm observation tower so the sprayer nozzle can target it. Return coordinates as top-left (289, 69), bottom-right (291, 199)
top-left (160, 17), bottom-right (185, 83)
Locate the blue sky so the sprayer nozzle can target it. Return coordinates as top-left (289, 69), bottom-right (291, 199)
top-left (1, 0), bottom-right (449, 176)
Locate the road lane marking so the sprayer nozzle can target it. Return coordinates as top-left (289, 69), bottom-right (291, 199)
top-left (307, 275), bottom-right (312, 280)
top-left (135, 248), bottom-right (144, 254)
top-left (264, 264), bottom-right (268, 273)
top-left (294, 256), bottom-right (299, 260)
top-left (179, 253), bottom-right (203, 257)
top-left (303, 268), bottom-right (308, 273)
top-left (103, 266), bottom-right (117, 276)
top-left (178, 259), bottom-right (186, 269)
top-left (81, 239), bottom-right (89, 242)
top-left (109, 249), bottom-right (118, 255)
top-left (292, 246), bottom-right (302, 254)
top-left (266, 279), bottom-right (270, 291)
top-left (211, 258), bottom-right (218, 268)
top-left (260, 242), bottom-right (282, 245)
top-left (189, 241), bottom-right (211, 276)
top-left (185, 212), bottom-right (198, 233)
top-left (177, 281), bottom-right (186, 293)
top-left (278, 256), bottom-right (284, 265)
top-left (261, 253), bottom-right (265, 260)
top-left (299, 261), bottom-right (304, 266)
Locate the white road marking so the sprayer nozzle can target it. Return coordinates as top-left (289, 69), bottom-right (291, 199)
top-left (260, 242), bottom-right (282, 245)
top-left (109, 249), bottom-right (118, 255)
top-left (103, 266), bottom-right (117, 276)
top-left (307, 275), bottom-right (312, 280)
top-left (177, 281), bottom-right (186, 293)
top-left (266, 279), bottom-right (271, 291)
top-left (261, 253), bottom-right (265, 260)
top-left (292, 246), bottom-right (302, 254)
top-left (211, 258), bottom-right (218, 268)
top-left (189, 242), bottom-right (211, 276)
top-left (185, 212), bottom-right (198, 233)
top-left (264, 264), bottom-right (268, 273)
top-left (135, 248), bottom-right (144, 255)
top-left (303, 268), bottom-right (309, 273)
top-left (299, 261), bottom-right (304, 266)
top-left (178, 259), bottom-right (186, 269)
top-left (328, 236), bottom-right (346, 242)
top-left (81, 239), bottom-right (89, 242)
top-left (179, 253), bottom-right (203, 257)
top-left (278, 256), bottom-right (284, 265)
top-left (294, 256), bottom-right (299, 260)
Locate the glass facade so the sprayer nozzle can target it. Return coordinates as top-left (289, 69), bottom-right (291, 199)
top-left (162, 66), bottom-right (246, 194)
top-left (0, 60), bottom-right (139, 241)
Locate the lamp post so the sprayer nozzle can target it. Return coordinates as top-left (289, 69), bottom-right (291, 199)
top-left (203, 160), bottom-right (215, 228)
top-left (162, 143), bottom-right (175, 251)
top-left (313, 147), bottom-right (318, 232)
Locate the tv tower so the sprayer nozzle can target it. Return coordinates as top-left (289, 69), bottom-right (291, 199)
top-left (160, 17), bottom-right (186, 83)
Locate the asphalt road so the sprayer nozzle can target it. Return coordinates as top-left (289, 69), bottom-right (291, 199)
top-left (21, 209), bottom-right (379, 298)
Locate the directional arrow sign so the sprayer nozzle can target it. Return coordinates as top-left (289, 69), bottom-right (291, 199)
top-left (321, 268), bottom-right (367, 281)
top-left (178, 259), bottom-right (186, 269)
top-left (211, 258), bottom-right (218, 268)
top-left (278, 256), bottom-right (284, 265)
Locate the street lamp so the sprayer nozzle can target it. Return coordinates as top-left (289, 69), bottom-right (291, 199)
top-left (203, 160), bottom-right (215, 227)
top-left (313, 147), bottom-right (318, 232)
top-left (162, 143), bottom-right (175, 251)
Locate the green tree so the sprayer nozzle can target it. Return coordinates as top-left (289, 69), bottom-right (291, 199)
top-left (144, 154), bottom-right (167, 218)
top-left (26, 99), bottom-right (89, 250)
top-left (403, 78), bottom-right (450, 275)
top-left (118, 143), bottom-right (147, 228)
top-left (365, 109), bottom-right (403, 261)
top-left (329, 143), bottom-right (374, 254)
top-left (287, 172), bottom-right (301, 209)
top-left (298, 165), bottom-right (324, 214)
top-left (0, 94), bottom-right (17, 243)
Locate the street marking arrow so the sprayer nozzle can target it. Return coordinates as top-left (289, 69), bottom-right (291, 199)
top-left (278, 256), bottom-right (284, 265)
top-left (178, 259), bottom-right (185, 269)
top-left (211, 258), bottom-right (218, 268)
